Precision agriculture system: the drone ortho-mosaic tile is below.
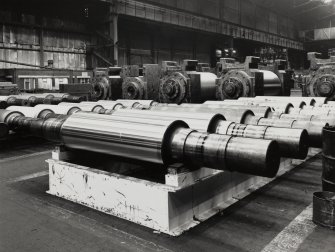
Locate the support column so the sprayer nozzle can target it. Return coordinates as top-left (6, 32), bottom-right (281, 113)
top-left (109, 1), bottom-right (118, 66)
top-left (39, 28), bottom-right (44, 68)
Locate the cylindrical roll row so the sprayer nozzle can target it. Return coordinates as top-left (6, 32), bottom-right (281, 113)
top-left (0, 109), bottom-right (280, 178)
top-left (6, 103), bottom-right (309, 159)
top-left (0, 93), bottom-right (85, 109)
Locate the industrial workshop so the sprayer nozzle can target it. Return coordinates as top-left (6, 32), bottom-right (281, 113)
top-left (0, 0), bottom-right (335, 251)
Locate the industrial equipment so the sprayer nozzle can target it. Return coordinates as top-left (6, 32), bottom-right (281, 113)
top-left (121, 64), bottom-right (161, 100)
top-left (215, 56), bottom-right (292, 100)
top-left (0, 82), bottom-right (19, 96)
top-left (159, 60), bottom-right (217, 104)
top-left (304, 52), bottom-right (335, 100)
top-left (0, 68), bottom-right (92, 92)
top-left (91, 67), bottom-right (123, 100)
top-left (0, 109), bottom-right (281, 178)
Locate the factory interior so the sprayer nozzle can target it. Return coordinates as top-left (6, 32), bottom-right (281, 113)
top-left (1, 0), bottom-right (335, 251)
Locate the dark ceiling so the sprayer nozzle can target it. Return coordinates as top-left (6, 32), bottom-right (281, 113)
top-left (251, 0), bottom-right (335, 29)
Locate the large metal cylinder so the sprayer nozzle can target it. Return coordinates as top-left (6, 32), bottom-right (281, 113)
top-left (245, 117), bottom-right (327, 147)
top-left (253, 96), bottom-right (316, 106)
top-left (274, 113), bottom-right (335, 126)
top-left (159, 72), bottom-right (217, 103)
top-left (322, 126), bottom-right (335, 192)
top-left (0, 109), bottom-right (280, 178)
top-left (108, 109), bottom-right (225, 133)
top-left (258, 70), bottom-right (282, 96)
top-left (116, 99), bottom-right (158, 107)
top-left (58, 102), bottom-right (104, 113)
top-left (215, 121), bottom-right (309, 159)
top-left (81, 101), bottom-right (124, 110)
top-left (150, 105), bottom-right (255, 123)
top-left (34, 104), bottom-right (80, 115)
top-left (6, 106), bottom-right (54, 119)
top-left (289, 107), bottom-right (335, 116)
top-left (0, 122), bottom-right (9, 139)
top-left (98, 100), bottom-right (140, 109)
top-left (108, 108), bottom-right (307, 159)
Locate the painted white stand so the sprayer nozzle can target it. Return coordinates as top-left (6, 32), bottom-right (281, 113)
top-left (47, 147), bottom-right (303, 236)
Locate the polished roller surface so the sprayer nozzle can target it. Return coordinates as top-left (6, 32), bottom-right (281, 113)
top-left (150, 105), bottom-right (255, 123)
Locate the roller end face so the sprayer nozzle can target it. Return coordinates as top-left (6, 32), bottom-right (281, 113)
top-left (228, 138), bottom-right (281, 178)
top-left (263, 140), bottom-right (281, 178)
top-left (0, 122), bottom-right (9, 139)
top-left (296, 129), bottom-right (309, 160)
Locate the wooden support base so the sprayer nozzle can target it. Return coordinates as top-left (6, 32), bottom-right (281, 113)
top-left (46, 147), bottom-right (311, 236)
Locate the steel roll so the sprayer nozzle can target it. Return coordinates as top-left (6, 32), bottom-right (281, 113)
top-left (215, 121), bottom-right (309, 159)
top-left (245, 116), bottom-right (326, 147)
top-left (0, 122), bottom-right (9, 139)
top-left (322, 126), bottom-right (335, 192)
top-left (149, 105), bottom-right (255, 123)
top-left (197, 72), bottom-right (217, 101)
top-left (98, 100), bottom-right (140, 109)
top-left (107, 109), bottom-right (225, 133)
top-left (116, 99), bottom-right (158, 107)
top-left (258, 70), bottom-right (282, 96)
top-left (253, 96), bottom-right (316, 107)
top-left (81, 101), bottom-right (124, 111)
top-left (58, 102), bottom-right (104, 113)
top-left (276, 113), bottom-right (335, 126)
top-left (202, 101), bottom-right (273, 118)
top-left (6, 106), bottom-right (54, 119)
top-left (289, 107), bottom-right (335, 116)
top-left (109, 108), bottom-right (308, 159)
top-left (34, 104), bottom-right (81, 115)
top-left (0, 109), bottom-right (281, 178)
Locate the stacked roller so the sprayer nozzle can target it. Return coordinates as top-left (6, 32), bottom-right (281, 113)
top-left (0, 93), bottom-right (84, 109)
top-left (0, 109), bottom-right (281, 178)
top-left (7, 99), bottom-right (310, 160)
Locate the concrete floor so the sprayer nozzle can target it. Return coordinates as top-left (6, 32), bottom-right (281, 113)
top-left (0, 138), bottom-right (334, 252)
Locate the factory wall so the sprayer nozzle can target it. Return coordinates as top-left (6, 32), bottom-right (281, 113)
top-left (0, 10), bottom-right (92, 70)
top-left (117, 17), bottom-right (232, 67)
top-left (136, 0), bottom-right (298, 40)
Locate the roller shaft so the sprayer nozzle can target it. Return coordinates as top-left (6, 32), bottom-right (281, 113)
top-left (0, 109), bottom-right (280, 178)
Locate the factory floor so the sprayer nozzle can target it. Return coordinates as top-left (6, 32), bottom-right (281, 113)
top-left (0, 138), bottom-right (334, 252)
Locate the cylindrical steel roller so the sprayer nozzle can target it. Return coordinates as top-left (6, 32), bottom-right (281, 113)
top-left (150, 105), bottom-right (255, 123)
top-left (258, 70), bottom-right (282, 96)
top-left (0, 122), bottom-right (9, 139)
top-left (6, 106), bottom-right (54, 119)
top-left (0, 109), bottom-right (281, 178)
top-left (253, 96), bottom-right (316, 106)
top-left (58, 102), bottom-right (104, 113)
top-left (98, 100), bottom-right (140, 109)
top-left (289, 108), bottom-right (335, 116)
top-left (202, 101), bottom-right (273, 118)
top-left (109, 108), bottom-right (308, 159)
top-left (214, 121), bottom-right (308, 159)
top-left (81, 101), bottom-right (124, 110)
top-left (276, 113), bottom-right (335, 125)
top-left (34, 104), bottom-right (81, 115)
top-left (107, 109), bottom-right (225, 133)
top-left (245, 116), bottom-right (326, 147)
top-left (116, 99), bottom-right (158, 107)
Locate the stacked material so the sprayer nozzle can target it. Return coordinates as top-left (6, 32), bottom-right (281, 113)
top-left (0, 93), bottom-right (85, 109)
top-left (0, 108), bottom-right (281, 178)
